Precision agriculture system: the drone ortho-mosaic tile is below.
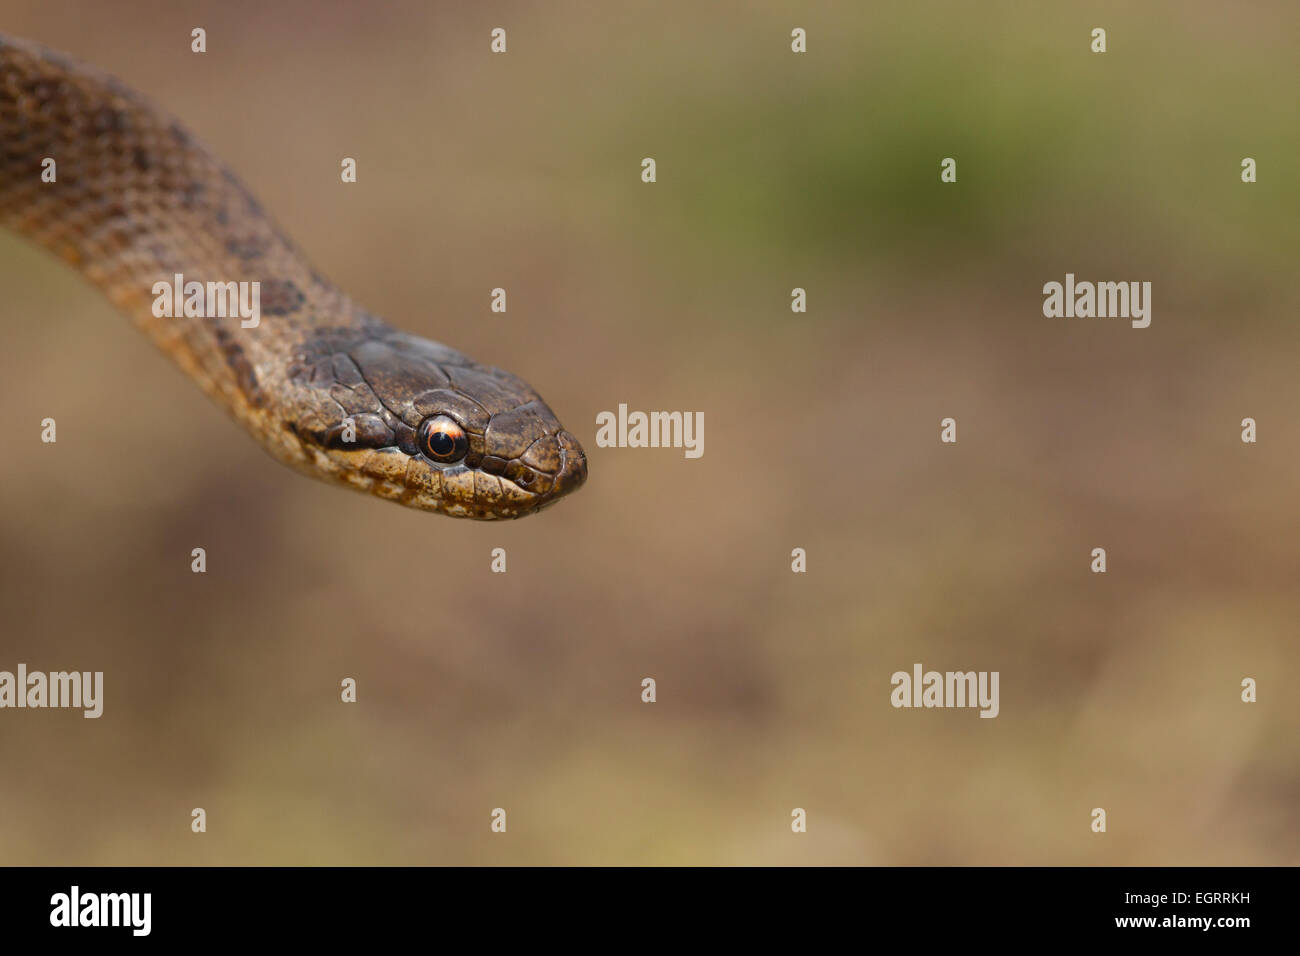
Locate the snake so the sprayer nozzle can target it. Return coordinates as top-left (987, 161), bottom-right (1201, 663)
top-left (0, 33), bottom-right (587, 519)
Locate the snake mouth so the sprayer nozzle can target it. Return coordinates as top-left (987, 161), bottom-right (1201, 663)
top-left (416, 427), bottom-right (586, 519)
top-left (505, 429), bottom-right (587, 517)
top-left (300, 415), bottom-right (587, 519)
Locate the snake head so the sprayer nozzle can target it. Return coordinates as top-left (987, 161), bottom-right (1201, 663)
top-left (283, 327), bottom-right (587, 519)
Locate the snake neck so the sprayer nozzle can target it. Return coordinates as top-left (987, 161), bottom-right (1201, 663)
top-left (0, 33), bottom-right (589, 519)
top-left (0, 33), bottom-right (362, 430)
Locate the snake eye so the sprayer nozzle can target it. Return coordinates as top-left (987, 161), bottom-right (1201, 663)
top-left (417, 415), bottom-right (468, 463)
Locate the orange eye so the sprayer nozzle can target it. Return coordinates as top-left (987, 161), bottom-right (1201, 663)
top-left (417, 415), bottom-right (468, 463)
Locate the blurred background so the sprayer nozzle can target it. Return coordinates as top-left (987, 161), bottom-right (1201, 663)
top-left (1, 0), bottom-right (1297, 865)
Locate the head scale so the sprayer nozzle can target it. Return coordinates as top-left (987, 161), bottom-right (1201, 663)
top-left (283, 326), bottom-right (586, 519)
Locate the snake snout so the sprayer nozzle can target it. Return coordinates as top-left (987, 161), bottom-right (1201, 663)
top-left (486, 402), bottom-right (587, 513)
top-left (514, 427), bottom-right (587, 509)
top-left (551, 429), bottom-right (588, 498)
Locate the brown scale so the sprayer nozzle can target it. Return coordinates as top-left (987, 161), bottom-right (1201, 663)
top-left (0, 33), bottom-right (586, 519)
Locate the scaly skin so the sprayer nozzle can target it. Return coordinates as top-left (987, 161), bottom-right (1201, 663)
top-left (0, 34), bottom-right (587, 519)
